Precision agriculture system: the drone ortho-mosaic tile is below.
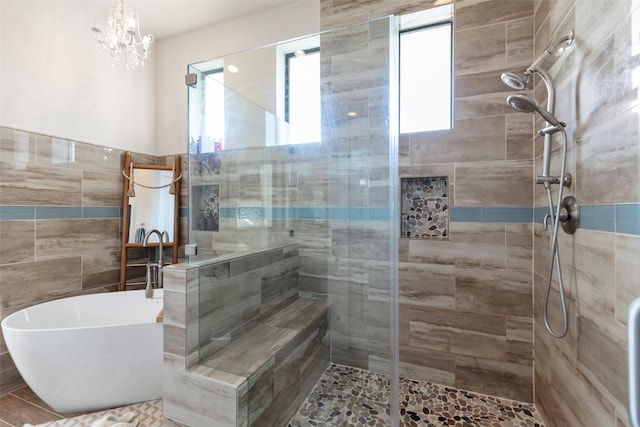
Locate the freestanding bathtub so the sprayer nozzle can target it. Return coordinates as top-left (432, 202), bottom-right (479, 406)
top-left (1, 289), bottom-right (163, 412)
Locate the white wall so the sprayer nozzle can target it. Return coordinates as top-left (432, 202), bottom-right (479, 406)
top-left (154, 0), bottom-right (319, 155)
top-left (0, 0), bottom-right (319, 156)
top-left (0, 0), bottom-right (156, 154)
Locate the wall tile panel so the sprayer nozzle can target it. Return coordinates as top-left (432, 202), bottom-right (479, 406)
top-left (0, 257), bottom-right (82, 309)
top-left (455, 0), bottom-right (534, 32)
top-left (0, 161), bottom-right (82, 206)
top-left (0, 221), bottom-right (35, 265)
top-left (409, 116), bottom-right (506, 164)
top-left (35, 218), bottom-right (120, 259)
top-left (455, 23), bottom-right (506, 76)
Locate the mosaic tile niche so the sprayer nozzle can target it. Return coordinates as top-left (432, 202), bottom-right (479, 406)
top-left (191, 184), bottom-right (220, 231)
top-left (401, 176), bottom-right (448, 239)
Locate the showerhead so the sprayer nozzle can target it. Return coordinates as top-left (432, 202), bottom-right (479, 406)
top-left (507, 94), bottom-right (536, 113)
top-left (500, 71), bottom-right (530, 90)
top-left (526, 30), bottom-right (575, 74)
top-left (506, 94), bottom-right (563, 126)
top-left (550, 30), bottom-right (574, 56)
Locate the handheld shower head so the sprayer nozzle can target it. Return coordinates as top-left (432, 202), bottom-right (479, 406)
top-left (526, 30), bottom-right (575, 74)
top-left (506, 94), bottom-right (563, 126)
top-left (551, 30), bottom-right (575, 55)
top-left (507, 94), bottom-right (536, 113)
top-left (500, 71), bottom-right (530, 90)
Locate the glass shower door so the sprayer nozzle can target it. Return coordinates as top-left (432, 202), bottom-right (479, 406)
top-left (186, 15), bottom-right (399, 426)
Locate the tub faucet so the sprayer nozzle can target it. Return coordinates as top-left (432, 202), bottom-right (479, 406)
top-left (143, 229), bottom-right (168, 298)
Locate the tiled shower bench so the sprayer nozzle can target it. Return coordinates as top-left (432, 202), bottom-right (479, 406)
top-left (162, 243), bottom-right (330, 427)
top-left (201, 298), bottom-right (329, 426)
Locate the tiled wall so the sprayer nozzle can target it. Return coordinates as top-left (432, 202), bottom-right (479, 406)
top-left (0, 126), bottom-right (186, 395)
top-left (321, 0), bottom-right (537, 402)
top-left (198, 244), bottom-right (300, 358)
top-left (295, 16), bottom-right (397, 379)
top-left (187, 145), bottom-right (296, 259)
top-left (0, 127), bottom-right (120, 394)
top-left (533, 1), bottom-right (640, 426)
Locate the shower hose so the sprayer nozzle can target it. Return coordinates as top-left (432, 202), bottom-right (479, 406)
top-left (542, 128), bottom-right (569, 339)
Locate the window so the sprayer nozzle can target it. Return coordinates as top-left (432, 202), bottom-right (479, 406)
top-left (285, 48), bottom-right (321, 144)
top-left (400, 22), bottom-right (453, 133)
top-left (282, 17), bottom-right (453, 139)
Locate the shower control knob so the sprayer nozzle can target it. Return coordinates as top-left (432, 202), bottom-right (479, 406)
top-left (559, 196), bottom-right (579, 234)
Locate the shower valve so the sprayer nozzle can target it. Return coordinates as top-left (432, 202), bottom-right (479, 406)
top-left (560, 196), bottom-right (579, 234)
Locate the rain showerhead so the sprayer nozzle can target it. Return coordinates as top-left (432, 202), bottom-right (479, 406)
top-left (500, 72), bottom-right (530, 90)
top-left (506, 94), bottom-right (563, 126)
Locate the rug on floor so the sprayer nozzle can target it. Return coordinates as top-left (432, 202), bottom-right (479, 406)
top-left (23, 399), bottom-right (163, 427)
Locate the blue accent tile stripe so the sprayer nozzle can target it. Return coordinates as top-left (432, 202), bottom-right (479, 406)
top-left (36, 206), bottom-right (82, 219)
top-left (335, 207), bottom-right (367, 220)
top-left (271, 207), bottom-right (296, 219)
top-left (579, 204), bottom-right (615, 233)
top-left (217, 207), bottom-right (393, 221)
top-left (83, 207), bottom-right (121, 218)
top-left (330, 207), bottom-right (351, 220)
top-left (369, 207), bottom-right (390, 221)
top-left (534, 204), bottom-right (640, 236)
top-left (297, 207), bottom-right (329, 220)
top-left (534, 207), bottom-right (548, 224)
top-left (1, 203), bottom-right (638, 235)
top-left (0, 206), bottom-right (35, 220)
top-left (0, 205), bottom-right (123, 220)
top-left (616, 203), bottom-right (640, 235)
top-left (450, 207), bottom-right (481, 222)
top-left (220, 207), bottom-right (237, 218)
top-left (451, 207), bottom-right (532, 223)
top-left (482, 207), bottom-right (533, 223)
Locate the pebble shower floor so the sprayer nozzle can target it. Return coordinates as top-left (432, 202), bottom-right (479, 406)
top-left (12, 364), bottom-right (544, 426)
top-left (288, 364), bottom-right (544, 427)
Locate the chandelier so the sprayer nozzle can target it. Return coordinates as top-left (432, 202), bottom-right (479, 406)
top-left (91, 0), bottom-right (154, 69)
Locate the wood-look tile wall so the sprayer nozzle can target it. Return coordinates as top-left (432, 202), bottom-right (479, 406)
top-left (295, 16), bottom-right (397, 380)
top-left (198, 244), bottom-right (300, 358)
top-left (321, 0), bottom-right (537, 402)
top-left (188, 146), bottom-right (295, 256)
top-left (0, 128), bottom-right (118, 394)
top-left (162, 245), bottom-right (330, 427)
top-left (0, 127), bottom-right (184, 396)
top-left (533, 1), bottom-right (640, 426)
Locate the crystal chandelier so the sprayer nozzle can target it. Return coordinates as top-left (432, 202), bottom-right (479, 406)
top-left (91, 0), bottom-right (154, 69)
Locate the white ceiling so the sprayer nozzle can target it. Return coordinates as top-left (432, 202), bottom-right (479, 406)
top-left (93, 0), bottom-right (298, 40)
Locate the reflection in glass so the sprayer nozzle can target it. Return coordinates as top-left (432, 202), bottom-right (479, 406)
top-left (286, 48), bottom-right (320, 144)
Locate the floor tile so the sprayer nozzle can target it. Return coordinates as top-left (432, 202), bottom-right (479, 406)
top-left (288, 364), bottom-right (544, 426)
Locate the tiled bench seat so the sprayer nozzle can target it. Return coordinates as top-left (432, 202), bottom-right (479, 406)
top-left (162, 244), bottom-right (330, 427)
top-left (201, 298), bottom-right (329, 426)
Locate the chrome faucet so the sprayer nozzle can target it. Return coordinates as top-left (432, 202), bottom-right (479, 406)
top-left (142, 229), bottom-right (168, 298)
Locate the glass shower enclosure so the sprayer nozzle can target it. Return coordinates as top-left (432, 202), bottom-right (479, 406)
top-left (186, 16), bottom-right (399, 426)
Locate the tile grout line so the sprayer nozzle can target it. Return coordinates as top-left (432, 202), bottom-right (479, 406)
top-left (5, 390), bottom-right (65, 423)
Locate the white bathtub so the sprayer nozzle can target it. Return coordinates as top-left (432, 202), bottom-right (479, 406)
top-left (1, 289), bottom-right (163, 412)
